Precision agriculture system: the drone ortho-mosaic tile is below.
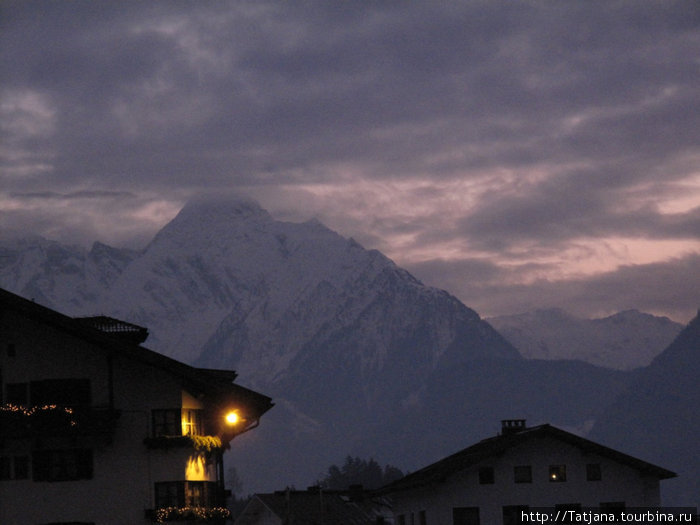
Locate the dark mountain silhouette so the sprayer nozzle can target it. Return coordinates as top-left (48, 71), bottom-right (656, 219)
top-left (590, 311), bottom-right (700, 506)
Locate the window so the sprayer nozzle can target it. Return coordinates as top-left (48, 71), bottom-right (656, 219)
top-left (7, 343), bottom-right (15, 357)
top-left (586, 463), bottom-right (601, 481)
top-left (13, 455), bottom-right (29, 479)
top-left (152, 409), bottom-right (181, 436)
top-left (181, 409), bottom-right (204, 436)
top-left (549, 465), bottom-right (566, 482)
top-left (419, 510), bottom-right (427, 525)
top-left (0, 456), bottom-right (10, 480)
top-left (6, 383), bottom-right (28, 405)
top-left (478, 466), bottom-right (495, 484)
top-left (514, 465), bottom-right (532, 483)
top-left (503, 506), bottom-right (529, 525)
top-left (0, 456), bottom-right (29, 480)
top-left (33, 449), bottom-right (93, 482)
top-left (453, 507), bottom-right (480, 525)
top-left (154, 481), bottom-right (217, 508)
top-left (30, 379), bottom-right (91, 407)
top-left (398, 516), bottom-right (406, 525)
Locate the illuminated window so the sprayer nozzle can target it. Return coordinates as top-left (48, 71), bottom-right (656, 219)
top-left (514, 465), bottom-right (532, 483)
top-left (33, 449), bottom-right (93, 482)
top-left (549, 465), bottom-right (567, 482)
top-left (152, 409), bottom-right (205, 436)
top-left (181, 409), bottom-right (204, 436)
top-left (154, 481), bottom-right (217, 508)
top-left (478, 467), bottom-right (494, 484)
top-left (586, 463), bottom-right (601, 481)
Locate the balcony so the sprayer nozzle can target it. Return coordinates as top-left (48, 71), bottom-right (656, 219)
top-left (0, 404), bottom-right (120, 440)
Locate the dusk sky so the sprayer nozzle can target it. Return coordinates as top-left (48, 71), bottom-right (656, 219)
top-left (1, 1), bottom-right (699, 323)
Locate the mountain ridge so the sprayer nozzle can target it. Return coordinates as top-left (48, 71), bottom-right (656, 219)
top-left (488, 308), bottom-right (683, 369)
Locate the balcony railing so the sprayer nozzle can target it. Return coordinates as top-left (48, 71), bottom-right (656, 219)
top-left (0, 404), bottom-right (120, 439)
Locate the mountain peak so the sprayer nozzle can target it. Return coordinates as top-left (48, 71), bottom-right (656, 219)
top-left (177, 194), bottom-right (272, 224)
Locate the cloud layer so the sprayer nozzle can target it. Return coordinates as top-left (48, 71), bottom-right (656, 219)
top-left (1, 1), bottom-right (698, 321)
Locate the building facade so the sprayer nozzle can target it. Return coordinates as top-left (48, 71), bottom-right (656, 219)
top-left (0, 288), bottom-right (273, 525)
top-left (381, 420), bottom-right (676, 525)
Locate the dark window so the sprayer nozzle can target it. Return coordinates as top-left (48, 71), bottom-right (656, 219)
top-left (398, 516), bottom-right (406, 525)
top-left (419, 510), bottom-right (427, 525)
top-left (453, 507), bottom-right (480, 525)
top-left (554, 504), bottom-right (581, 523)
top-left (155, 481), bottom-right (183, 508)
top-left (152, 409), bottom-right (181, 436)
top-left (586, 463), bottom-right (602, 481)
top-left (503, 506), bottom-right (529, 525)
top-left (549, 465), bottom-right (566, 482)
top-left (0, 456), bottom-right (29, 480)
top-left (6, 383), bottom-right (28, 405)
top-left (182, 409), bottom-right (204, 436)
top-left (30, 379), bottom-right (91, 407)
top-left (0, 456), bottom-right (10, 480)
top-left (514, 465), bottom-right (532, 483)
top-left (478, 467), bottom-right (495, 484)
top-left (7, 343), bottom-right (15, 357)
top-left (13, 456), bottom-right (29, 479)
top-left (154, 481), bottom-right (217, 508)
top-left (33, 449), bottom-right (93, 482)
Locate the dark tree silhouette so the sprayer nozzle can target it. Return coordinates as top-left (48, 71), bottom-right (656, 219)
top-left (318, 455), bottom-right (404, 490)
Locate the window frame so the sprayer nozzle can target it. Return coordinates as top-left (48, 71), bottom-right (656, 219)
top-left (32, 449), bottom-right (93, 482)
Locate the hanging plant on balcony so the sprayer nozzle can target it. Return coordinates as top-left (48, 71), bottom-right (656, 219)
top-left (144, 435), bottom-right (224, 462)
top-left (189, 435), bottom-right (223, 463)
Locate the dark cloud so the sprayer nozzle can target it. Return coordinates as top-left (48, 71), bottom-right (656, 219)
top-left (1, 0), bottom-right (698, 319)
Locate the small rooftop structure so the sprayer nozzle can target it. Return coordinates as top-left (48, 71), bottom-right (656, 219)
top-left (75, 315), bottom-right (149, 344)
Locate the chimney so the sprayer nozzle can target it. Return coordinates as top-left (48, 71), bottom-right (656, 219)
top-left (501, 419), bottom-right (527, 435)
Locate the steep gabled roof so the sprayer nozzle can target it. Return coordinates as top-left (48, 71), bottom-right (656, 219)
top-left (379, 423), bottom-right (676, 493)
top-left (0, 287), bottom-right (273, 420)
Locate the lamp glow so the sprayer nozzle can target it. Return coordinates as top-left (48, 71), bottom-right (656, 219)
top-left (225, 411), bottom-right (239, 425)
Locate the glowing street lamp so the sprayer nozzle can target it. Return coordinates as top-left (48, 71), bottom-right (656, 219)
top-left (225, 411), bottom-right (240, 425)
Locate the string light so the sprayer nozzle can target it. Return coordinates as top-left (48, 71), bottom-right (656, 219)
top-left (0, 403), bottom-right (78, 426)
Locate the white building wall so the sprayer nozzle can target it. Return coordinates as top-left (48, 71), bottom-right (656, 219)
top-left (392, 435), bottom-right (662, 525)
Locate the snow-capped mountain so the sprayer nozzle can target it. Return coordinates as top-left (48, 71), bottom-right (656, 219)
top-left (2, 197), bottom-right (694, 502)
top-left (0, 196), bottom-right (525, 489)
top-left (488, 308), bottom-right (683, 370)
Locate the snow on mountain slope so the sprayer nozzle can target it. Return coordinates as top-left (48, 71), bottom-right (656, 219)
top-left (1, 196), bottom-right (519, 383)
top-left (488, 308), bottom-right (683, 370)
